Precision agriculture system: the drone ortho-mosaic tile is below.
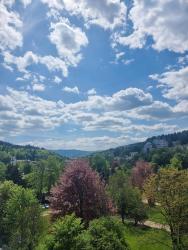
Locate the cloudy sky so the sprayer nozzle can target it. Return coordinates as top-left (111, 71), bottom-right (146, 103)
top-left (0, 0), bottom-right (188, 150)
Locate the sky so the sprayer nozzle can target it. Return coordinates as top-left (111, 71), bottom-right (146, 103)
top-left (0, 0), bottom-right (188, 151)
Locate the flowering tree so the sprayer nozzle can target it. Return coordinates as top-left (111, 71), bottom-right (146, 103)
top-left (131, 160), bottom-right (153, 189)
top-left (50, 160), bottom-right (113, 223)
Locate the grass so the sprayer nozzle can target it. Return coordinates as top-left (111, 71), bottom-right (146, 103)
top-left (147, 206), bottom-right (166, 225)
top-left (125, 223), bottom-right (172, 250)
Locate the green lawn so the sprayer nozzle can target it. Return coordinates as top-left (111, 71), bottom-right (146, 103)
top-left (147, 206), bottom-right (166, 225)
top-left (125, 223), bottom-right (172, 250)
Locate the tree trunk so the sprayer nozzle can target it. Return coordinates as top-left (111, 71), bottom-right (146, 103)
top-left (121, 210), bottom-right (125, 224)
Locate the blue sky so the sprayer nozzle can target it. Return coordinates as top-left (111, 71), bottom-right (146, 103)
top-left (0, 0), bottom-right (188, 150)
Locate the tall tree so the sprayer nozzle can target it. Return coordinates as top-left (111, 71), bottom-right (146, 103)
top-left (145, 168), bottom-right (188, 250)
top-left (91, 154), bottom-right (110, 180)
top-left (108, 170), bottom-right (147, 224)
top-left (0, 162), bottom-right (6, 181)
top-left (5, 164), bottom-right (24, 186)
top-left (5, 187), bottom-right (43, 250)
top-left (50, 160), bottom-right (113, 223)
top-left (131, 160), bottom-right (153, 189)
top-left (0, 181), bottom-right (18, 245)
top-left (108, 170), bottom-right (128, 223)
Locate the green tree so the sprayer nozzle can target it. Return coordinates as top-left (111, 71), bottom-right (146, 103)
top-left (91, 154), bottom-right (109, 180)
top-left (0, 162), bottom-right (6, 181)
top-left (170, 156), bottom-right (182, 170)
top-left (148, 168), bottom-right (188, 250)
top-left (5, 164), bottom-right (24, 186)
top-left (5, 186), bottom-right (43, 250)
top-left (108, 170), bottom-right (128, 223)
top-left (46, 214), bottom-right (87, 250)
top-left (109, 170), bottom-right (147, 225)
top-left (0, 181), bottom-right (18, 245)
top-left (125, 187), bottom-right (148, 225)
top-left (87, 217), bottom-right (130, 250)
top-left (27, 157), bottom-right (64, 201)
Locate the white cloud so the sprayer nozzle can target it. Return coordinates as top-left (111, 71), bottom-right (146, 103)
top-left (49, 19), bottom-right (88, 66)
top-left (178, 54), bottom-right (188, 65)
top-left (63, 86), bottom-right (80, 94)
top-left (54, 76), bottom-right (62, 84)
top-left (32, 83), bottom-right (45, 92)
top-left (42, 0), bottom-right (127, 30)
top-left (0, 88), bottom-right (66, 135)
top-left (4, 51), bottom-right (38, 73)
top-left (0, 86), bottom-right (187, 146)
top-left (20, 0), bottom-right (32, 8)
top-left (114, 0), bottom-right (188, 53)
top-left (87, 88), bottom-right (96, 95)
top-left (0, 2), bottom-right (23, 51)
top-left (3, 51), bottom-right (68, 77)
top-left (150, 66), bottom-right (188, 100)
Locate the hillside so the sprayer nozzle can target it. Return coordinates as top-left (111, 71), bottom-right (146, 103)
top-left (97, 130), bottom-right (188, 158)
top-left (0, 140), bottom-right (63, 163)
top-left (53, 149), bottom-right (93, 158)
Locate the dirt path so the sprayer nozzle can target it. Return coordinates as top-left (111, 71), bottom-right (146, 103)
top-left (142, 220), bottom-right (170, 232)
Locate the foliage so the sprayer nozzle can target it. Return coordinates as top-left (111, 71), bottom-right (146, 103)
top-left (0, 181), bottom-right (44, 249)
top-left (0, 181), bottom-right (18, 245)
top-left (45, 214), bottom-right (87, 250)
top-left (125, 188), bottom-right (148, 225)
top-left (131, 160), bottom-right (153, 189)
top-left (143, 174), bottom-right (156, 207)
top-left (0, 162), bottom-right (6, 181)
top-left (147, 168), bottom-right (188, 250)
top-left (4, 186), bottom-right (43, 250)
top-left (5, 164), bottom-right (24, 186)
top-left (24, 156), bottom-right (64, 201)
top-left (0, 140), bottom-right (59, 162)
top-left (108, 170), bottom-right (129, 223)
top-left (108, 170), bottom-right (147, 224)
top-left (50, 160), bottom-right (113, 223)
top-left (87, 216), bottom-right (130, 250)
top-left (90, 154), bottom-right (110, 180)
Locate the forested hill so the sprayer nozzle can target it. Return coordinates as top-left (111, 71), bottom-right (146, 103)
top-left (53, 149), bottom-right (93, 158)
top-left (98, 130), bottom-right (188, 158)
top-left (0, 140), bottom-right (62, 163)
top-left (147, 130), bottom-right (188, 146)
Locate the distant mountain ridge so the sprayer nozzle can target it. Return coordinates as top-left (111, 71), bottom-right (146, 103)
top-left (1, 130), bottom-right (188, 160)
top-left (53, 149), bottom-right (93, 158)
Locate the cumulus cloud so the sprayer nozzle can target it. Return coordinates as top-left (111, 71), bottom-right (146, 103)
top-left (54, 76), bottom-right (62, 84)
top-left (63, 86), bottom-right (80, 94)
top-left (150, 66), bottom-right (188, 100)
top-left (0, 87), bottom-right (66, 135)
top-left (114, 0), bottom-right (188, 53)
top-left (0, 2), bottom-right (23, 51)
top-left (87, 88), bottom-right (96, 95)
top-left (32, 83), bottom-right (45, 92)
top-left (42, 0), bottom-right (127, 30)
top-left (49, 19), bottom-right (88, 66)
top-left (3, 51), bottom-right (69, 77)
top-left (0, 86), bottom-right (187, 147)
